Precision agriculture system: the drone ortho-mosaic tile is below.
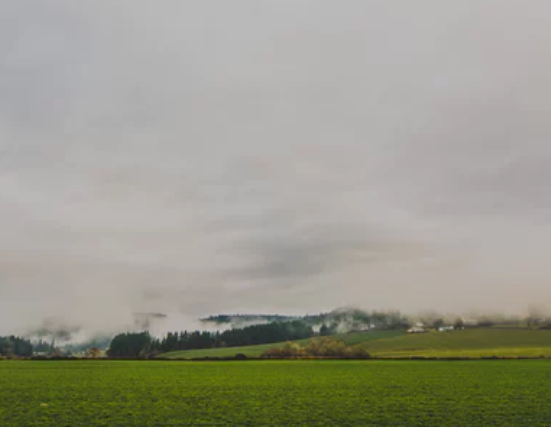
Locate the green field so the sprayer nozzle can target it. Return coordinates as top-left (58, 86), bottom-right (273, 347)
top-left (358, 328), bottom-right (551, 358)
top-left (160, 330), bottom-right (405, 359)
top-left (2, 360), bottom-right (551, 426)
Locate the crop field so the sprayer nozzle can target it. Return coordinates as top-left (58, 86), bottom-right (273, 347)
top-left (1, 360), bottom-right (551, 426)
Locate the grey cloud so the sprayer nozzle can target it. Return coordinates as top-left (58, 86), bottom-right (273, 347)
top-left (2, 1), bottom-right (551, 336)
top-left (220, 222), bottom-right (425, 282)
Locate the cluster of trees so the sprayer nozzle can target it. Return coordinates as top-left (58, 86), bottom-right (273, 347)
top-left (33, 339), bottom-right (55, 354)
top-left (263, 337), bottom-right (371, 359)
top-left (107, 332), bottom-right (153, 358)
top-left (107, 321), bottom-right (315, 358)
top-left (0, 336), bottom-right (33, 358)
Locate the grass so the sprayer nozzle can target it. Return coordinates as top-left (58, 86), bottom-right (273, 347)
top-left (2, 360), bottom-right (551, 426)
top-left (358, 328), bottom-right (551, 357)
top-left (161, 341), bottom-right (308, 359)
top-left (160, 330), bottom-right (405, 359)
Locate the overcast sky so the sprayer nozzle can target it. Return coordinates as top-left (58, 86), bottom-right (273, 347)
top-left (2, 1), bottom-right (551, 336)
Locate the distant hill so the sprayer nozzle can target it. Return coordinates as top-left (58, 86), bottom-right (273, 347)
top-left (200, 308), bottom-right (410, 332)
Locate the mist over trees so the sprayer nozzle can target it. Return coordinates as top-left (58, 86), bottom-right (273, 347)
top-left (201, 314), bottom-right (298, 327)
top-left (203, 309), bottom-right (411, 332)
top-left (303, 309), bottom-right (410, 332)
top-left (33, 339), bottom-right (55, 354)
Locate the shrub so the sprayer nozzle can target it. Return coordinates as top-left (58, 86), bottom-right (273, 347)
top-left (263, 338), bottom-right (371, 359)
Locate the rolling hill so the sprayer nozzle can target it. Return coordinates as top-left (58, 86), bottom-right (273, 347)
top-left (159, 330), bottom-right (405, 359)
top-left (357, 328), bottom-right (551, 358)
top-left (159, 328), bottom-right (551, 359)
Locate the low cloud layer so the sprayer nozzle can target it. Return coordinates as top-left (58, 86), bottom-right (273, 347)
top-left (2, 1), bottom-right (551, 336)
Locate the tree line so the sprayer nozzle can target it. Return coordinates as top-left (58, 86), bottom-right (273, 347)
top-left (0, 336), bottom-right (33, 358)
top-left (107, 321), bottom-right (315, 358)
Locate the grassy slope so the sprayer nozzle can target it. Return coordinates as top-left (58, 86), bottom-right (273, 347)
top-left (159, 330), bottom-right (405, 359)
top-left (358, 328), bottom-right (551, 357)
top-left (160, 328), bottom-right (551, 359)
